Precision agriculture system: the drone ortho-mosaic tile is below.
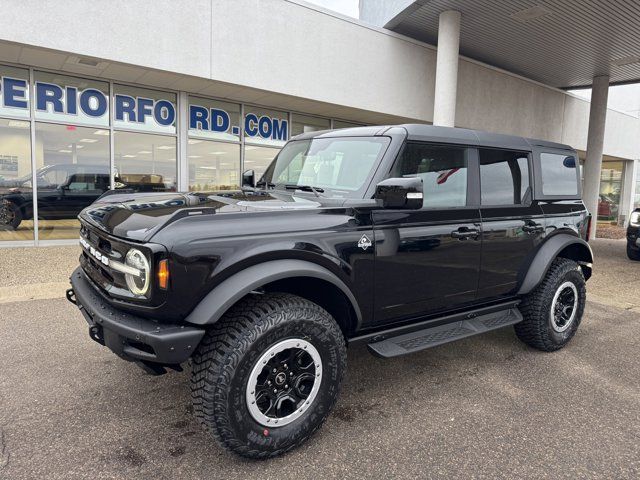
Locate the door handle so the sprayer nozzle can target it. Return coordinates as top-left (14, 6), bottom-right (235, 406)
top-left (451, 227), bottom-right (479, 240)
top-left (522, 222), bottom-right (544, 234)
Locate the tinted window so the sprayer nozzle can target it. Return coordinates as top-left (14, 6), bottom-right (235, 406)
top-left (392, 143), bottom-right (467, 208)
top-left (480, 149), bottom-right (530, 205)
top-left (540, 152), bottom-right (578, 196)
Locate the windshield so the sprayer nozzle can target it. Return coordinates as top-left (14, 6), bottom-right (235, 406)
top-left (261, 136), bottom-right (390, 198)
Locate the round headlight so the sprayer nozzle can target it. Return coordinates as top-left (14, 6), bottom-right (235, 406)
top-left (125, 248), bottom-right (150, 296)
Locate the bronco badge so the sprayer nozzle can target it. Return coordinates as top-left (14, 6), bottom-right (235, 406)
top-left (358, 234), bottom-right (372, 251)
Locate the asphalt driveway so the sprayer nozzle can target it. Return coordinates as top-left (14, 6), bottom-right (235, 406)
top-left (0, 239), bottom-right (638, 479)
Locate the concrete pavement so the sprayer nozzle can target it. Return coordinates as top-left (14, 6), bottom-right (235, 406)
top-left (0, 239), bottom-right (638, 479)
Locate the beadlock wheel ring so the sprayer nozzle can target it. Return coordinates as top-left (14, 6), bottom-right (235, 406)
top-left (246, 338), bottom-right (323, 427)
top-left (550, 281), bottom-right (578, 333)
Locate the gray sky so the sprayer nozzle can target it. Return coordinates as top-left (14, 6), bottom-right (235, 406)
top-left (305, 0), bottom-right (359, 18)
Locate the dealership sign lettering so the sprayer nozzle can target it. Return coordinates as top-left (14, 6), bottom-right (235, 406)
top-left (0, 76), bottom-right (287, 140)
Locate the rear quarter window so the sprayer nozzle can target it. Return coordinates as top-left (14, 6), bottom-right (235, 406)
top-left (540, 152), bottom-right (578, 196)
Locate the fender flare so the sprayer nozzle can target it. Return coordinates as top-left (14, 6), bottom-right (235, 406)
top-left (518, 234), bottom-right (593, 295)
top-left (185, 259), bottom-right (362, 326)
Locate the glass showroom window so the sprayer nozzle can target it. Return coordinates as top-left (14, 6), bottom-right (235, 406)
top-left (0, 119), bottom-right (33, 241)
top-left (599, 161), bottom-right (623, 224)
top-left (244, 106), bottom-right (288, 180)
top-left (245, 145), bottom-right (280, 181)
top-left (188, 140), bottom-right (240, 191)
top-left (244, 106), bottom-right (289, 148)
top-left (187, 96), bottom-right (241, 191)
top-left (0, 64), bottom-right (31, 242)
top-left (114, 131), bottom-right (177, 192)
top-left (113, 85), bottom-right (177, 193)
top-left (34, 71), bottom-right (109, 127)
top-left (291, 114), bottom-right (330, 136)
top-left (34, 123), bottom-right (110, 240)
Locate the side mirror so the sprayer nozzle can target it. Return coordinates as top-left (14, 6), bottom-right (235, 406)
top-left (375, 177), bottom-right (423, 209)
top-left (242, 169), bottom-right (256, 188)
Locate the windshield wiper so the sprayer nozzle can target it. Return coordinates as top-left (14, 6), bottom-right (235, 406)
top-left (283, 184), bottom-right (325, 197)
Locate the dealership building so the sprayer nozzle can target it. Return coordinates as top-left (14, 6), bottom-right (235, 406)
top-left (0, 0), bottom-right (639, 246)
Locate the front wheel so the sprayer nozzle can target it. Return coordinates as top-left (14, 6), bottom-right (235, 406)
top-left (191, 293), bottom-right (347, 459)
top-left (515, 258), bottom-right (586, 351)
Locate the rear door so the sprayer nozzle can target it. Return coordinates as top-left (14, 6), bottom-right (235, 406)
top-left (477, 148), bottom-right (545, 300)
top-left (372, 142), bottom-right (482, 325)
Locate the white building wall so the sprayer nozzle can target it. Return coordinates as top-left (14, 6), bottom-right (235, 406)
top-left (0, 0), bottom-right (638, 159)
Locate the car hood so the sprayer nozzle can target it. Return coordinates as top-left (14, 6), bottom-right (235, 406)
top-left (79, 190), bottom-right (328, 241)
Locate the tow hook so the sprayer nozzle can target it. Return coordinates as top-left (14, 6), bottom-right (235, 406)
top-left (89, 325), bottom-right (105, 346)
top-left (66, 288), bottom-right (77, 305)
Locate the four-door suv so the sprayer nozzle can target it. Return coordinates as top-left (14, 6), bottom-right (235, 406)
top-left (67, 125), bottom-right (593, 459)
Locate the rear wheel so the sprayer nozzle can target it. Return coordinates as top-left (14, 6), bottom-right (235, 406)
top-left (627, 243), bottom-right (640, 261)
top-left (0, 201), bottom-right (22, 230)
top-left (191, 293), bottom-right (346, 459)
top-left (515, 258), bottom-right (586, 351)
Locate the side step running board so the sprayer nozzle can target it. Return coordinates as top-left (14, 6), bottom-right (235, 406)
top-left (367, 308), bottom-right (522, 358)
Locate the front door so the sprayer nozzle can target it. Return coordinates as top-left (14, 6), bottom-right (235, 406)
top-left (372, 142), bottom-right (482, 325)
top-left (477, 148), bottom-right (545, 300)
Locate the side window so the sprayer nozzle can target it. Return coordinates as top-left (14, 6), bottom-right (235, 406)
top-left (480, 149), bottom-right (530, 205)
top-left (540, 152), bottom-right (578, 196)
top-left (391, 143), bottom-right (468, 208)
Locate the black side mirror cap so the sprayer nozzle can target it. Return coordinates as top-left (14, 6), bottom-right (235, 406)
top-left (375, 177), bottom-right (423, 209)
top-left (242, 169), bottom-right (256, 188)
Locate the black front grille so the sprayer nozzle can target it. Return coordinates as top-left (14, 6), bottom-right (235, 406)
top-left (79, 222), bottom-right (131, 293)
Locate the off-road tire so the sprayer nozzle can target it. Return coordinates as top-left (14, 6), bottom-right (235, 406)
top-left (627, 244), bottom-right (640, 261)
top-left (0, 201), bottom-right (22, 230)
top-left (191, 292), bottom-right (347, 459)
top-left (515, 258), bottom-right (586, 351)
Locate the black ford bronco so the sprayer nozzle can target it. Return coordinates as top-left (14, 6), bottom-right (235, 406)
top-left (67, 124), bottom-right (593, 458)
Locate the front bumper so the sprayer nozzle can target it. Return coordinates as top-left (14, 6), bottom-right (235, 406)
top-left (68, 267), bottom-right (205, 365)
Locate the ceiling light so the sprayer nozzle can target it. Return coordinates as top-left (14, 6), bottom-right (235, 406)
top-left (137, 150), bottom-right (151, 154)
top-left (611, 56), bottom-right (640, 67)
top-left (123, 154), bottom-right (136, 158)
top-left (79, 138), bottom-right (98, 143)
top-left (77, 57), bottom-right (100, 67)
top-left (200, 166), bottom-right (217, 170)
top-left (188, 155), bottom-right (202, 158)
top-left (244, 160), bottom-right (255, 163)
top-left (510, 5), bottom-right (552, 22)
top-left (94, 130), bottom-right (109, 135)
top-left (59, 149), bottom-right (72, 153)
top-left (8, 120), bottom-right (29, 128)
top-left (157, 145), bottom-right (173, 150)
top-left (76, 145), bottom-right (84, 149)
top-left (209, 151), bottom-right (227, 155)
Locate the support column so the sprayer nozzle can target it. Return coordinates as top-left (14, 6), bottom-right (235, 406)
top-left (433, 10), bottom-right (461, 127)
top-left (620, 159), bottom-right (638, 226)
top-left (582, 75), bottom-right (609, 238)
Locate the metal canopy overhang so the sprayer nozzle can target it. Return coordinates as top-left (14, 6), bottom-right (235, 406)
top-left (374, 0), bottom-right (640, 89)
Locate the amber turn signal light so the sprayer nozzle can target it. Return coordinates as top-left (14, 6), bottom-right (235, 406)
top-left (157, 259), bottom-right (169, 290)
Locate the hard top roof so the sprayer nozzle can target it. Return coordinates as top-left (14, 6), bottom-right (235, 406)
top-left (291, 124), bottom-right (573, 152)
